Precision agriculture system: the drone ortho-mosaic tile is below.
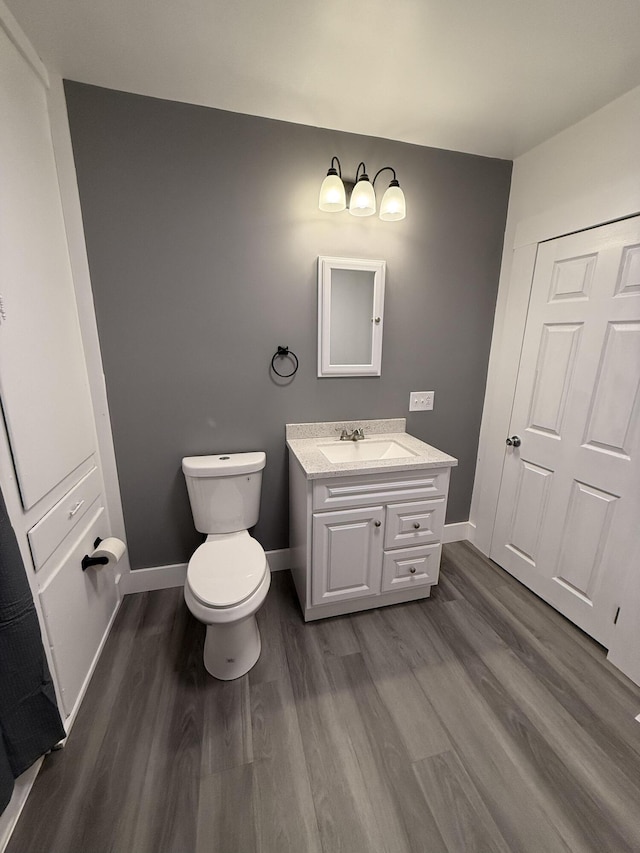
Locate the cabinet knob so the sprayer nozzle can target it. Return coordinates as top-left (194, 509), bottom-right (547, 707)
top-left (413, 522), bottom-right (421, 529)
top-left (374, 520), bottom-right (381, 527)
top-left (409, 567), bottom-right (417, 574)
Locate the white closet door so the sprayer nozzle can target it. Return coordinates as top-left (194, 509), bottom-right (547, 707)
top-left (0, 27), bottom-right (94, 509)
top-left (491, 216), bottom-right (640, 647)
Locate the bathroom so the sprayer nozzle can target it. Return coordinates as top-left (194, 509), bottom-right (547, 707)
top-left (1, 1), bottom-right (640, 851)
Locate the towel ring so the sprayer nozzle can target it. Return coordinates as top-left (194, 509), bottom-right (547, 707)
top-left (271, 346), bottom-right (299, 378)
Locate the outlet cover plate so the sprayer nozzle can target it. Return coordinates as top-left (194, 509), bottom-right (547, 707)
top-left (409, 391), bottom-right (434, 411)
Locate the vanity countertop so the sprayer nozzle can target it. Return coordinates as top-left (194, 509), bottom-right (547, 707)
top-left (286, 419), bottom-right (458, 480)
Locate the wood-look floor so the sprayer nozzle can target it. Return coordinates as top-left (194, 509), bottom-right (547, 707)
top-left (8, 541), bottom-right (640, 853)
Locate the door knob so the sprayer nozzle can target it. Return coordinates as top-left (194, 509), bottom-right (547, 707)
top-left (374, 520), bottom-right (381, 527)
top-left (506, 435), bottom-right (521, 448)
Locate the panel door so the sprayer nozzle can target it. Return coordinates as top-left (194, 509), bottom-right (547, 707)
top-left (0, 28), bottom-right (95, 509)
top-left (312, 506), bottom-right (383, 606)
top-left (491, 216), bottom-right (640, 646)
top-left (38, 504), bottom-right (117, 716)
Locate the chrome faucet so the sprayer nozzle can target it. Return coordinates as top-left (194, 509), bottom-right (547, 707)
top-left (338, 427), bottom-right (365, 441)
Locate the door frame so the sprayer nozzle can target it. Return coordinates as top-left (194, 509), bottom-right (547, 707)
top-left (472, 192), bottom-right (640, 680)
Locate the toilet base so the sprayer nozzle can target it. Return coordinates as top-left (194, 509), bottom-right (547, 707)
top-left (203, 615), bottom-right (262, 680)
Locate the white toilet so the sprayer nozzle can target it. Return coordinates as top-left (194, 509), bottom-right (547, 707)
top-left (182, 451), bottom-right (270, 680)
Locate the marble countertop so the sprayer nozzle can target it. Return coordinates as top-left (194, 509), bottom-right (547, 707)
top-left (286, 419), bottom-right (458, 480)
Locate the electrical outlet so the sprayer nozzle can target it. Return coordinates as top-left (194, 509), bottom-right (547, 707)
top-left (409, 391), bottom-right (434, 411)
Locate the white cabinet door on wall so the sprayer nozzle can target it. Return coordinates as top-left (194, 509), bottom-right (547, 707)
top-left (0, 26), bottom-right (94, 510)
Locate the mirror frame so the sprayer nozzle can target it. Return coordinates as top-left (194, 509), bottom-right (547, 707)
top-left (317, 256), bottom-right (386, 377)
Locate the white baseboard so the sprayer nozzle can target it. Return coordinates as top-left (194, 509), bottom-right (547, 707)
top-left (119, 562), bottom-right (188, 594)
top-left (442, 521), bottom-right (474, 544)
top-left (263, 548), bottom-right (290, 572)
top-left (119, 526), bottom-right (476, 596)
top-left (119, 548), bottom-right (292, 595)
top-left (466, 520), bottom-right (478, 545)
top-left (120, 524), bottom-right (475, 596)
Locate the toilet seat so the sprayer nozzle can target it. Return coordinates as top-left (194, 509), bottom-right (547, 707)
top-left (187, 535), bottom-right (266, 608)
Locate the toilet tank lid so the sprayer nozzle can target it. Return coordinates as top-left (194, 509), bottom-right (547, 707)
top-left (182, 451), bottom-right (266, 478)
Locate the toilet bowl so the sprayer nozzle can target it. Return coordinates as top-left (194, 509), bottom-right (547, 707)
top-left (184, 531), bottom-right (270, 679)
top-left (182, 452), bottom-right (270, 680)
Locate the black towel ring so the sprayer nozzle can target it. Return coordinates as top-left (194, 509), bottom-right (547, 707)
top-left (271, 346), bottom-right (299, 378)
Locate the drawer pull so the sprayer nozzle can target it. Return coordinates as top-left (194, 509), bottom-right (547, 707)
top-left (409, 566), bottom-right (417, 574)
top-left (374, 520), bottom-right (382, 527)
top-left (68, 500), bottom-right (85, 518)
top-left (413, 522), bottom-right (421, 529)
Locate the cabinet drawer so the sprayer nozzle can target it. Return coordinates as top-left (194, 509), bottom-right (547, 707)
top-left (384, 498), bottom-right (446, 550)
top-left (28, 466), bottom-right (101, 571)
top-left (313, 467), bottom-right (450, 512)
top-left (381, 543), bottom-right (441, 593)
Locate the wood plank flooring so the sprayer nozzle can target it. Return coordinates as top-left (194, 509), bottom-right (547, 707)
top-left (7, 541), bottom-right (640, 853)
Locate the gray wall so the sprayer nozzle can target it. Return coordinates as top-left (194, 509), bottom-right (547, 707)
top-left (64, 82), bottom-right (511, 569)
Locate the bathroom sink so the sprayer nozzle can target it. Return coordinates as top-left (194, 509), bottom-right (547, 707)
top-left (317, 439), bottom-right (418, 464)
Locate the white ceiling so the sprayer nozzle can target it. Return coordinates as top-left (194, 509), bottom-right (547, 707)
top-left (6, 0), bottom-right (640, 159)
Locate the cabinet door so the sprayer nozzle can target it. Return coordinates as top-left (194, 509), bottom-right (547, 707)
top-left (0, 28), bottom-right (95, 509)
top-left (312, 506), bottom-right (383, 606)
top-left (38, 504), bottom-right (117, 716)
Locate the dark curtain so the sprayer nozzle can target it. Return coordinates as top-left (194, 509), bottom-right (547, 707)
top-left (0, 485), bottom-right (65, 815)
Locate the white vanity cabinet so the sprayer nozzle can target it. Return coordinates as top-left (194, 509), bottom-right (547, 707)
top-left (290, 460), bottom-right (453, 621)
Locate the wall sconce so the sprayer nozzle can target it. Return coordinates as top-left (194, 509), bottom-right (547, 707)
top-left (319, 156), bottom-right (406, 221)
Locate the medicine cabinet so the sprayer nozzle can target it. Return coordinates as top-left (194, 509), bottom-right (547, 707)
top-left (317, 256), bottom-right (386, 377)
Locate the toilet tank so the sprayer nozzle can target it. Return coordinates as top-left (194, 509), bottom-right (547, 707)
top-left (182, 452), bottom-right (266, 534)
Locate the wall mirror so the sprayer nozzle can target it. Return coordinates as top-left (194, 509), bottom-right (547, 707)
top-left (317, 256), bottom-right (386, 377)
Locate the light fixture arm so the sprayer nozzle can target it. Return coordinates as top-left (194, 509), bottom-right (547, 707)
top-left (328, 156), bottom-right (342, 177)
top-left (355, 161), bottom-right (369, 182)
top-left (372, 166), bottom-right (399, 187)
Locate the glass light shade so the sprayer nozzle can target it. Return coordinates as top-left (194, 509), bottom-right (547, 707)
top-left (349, 179), bottom-right (376, 216)
top-left (319, 173), bottom-right (346, 212)
top-left (379, 184), bottom-right (406, 221)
